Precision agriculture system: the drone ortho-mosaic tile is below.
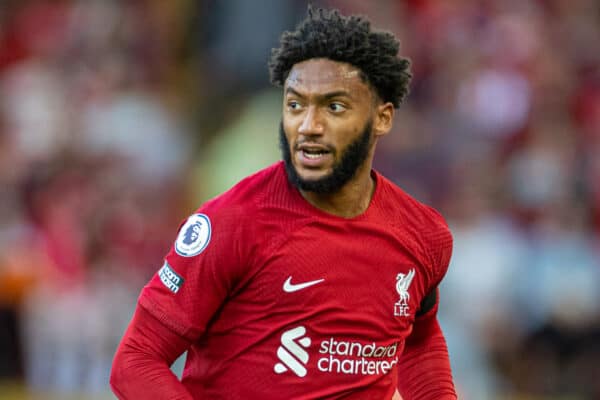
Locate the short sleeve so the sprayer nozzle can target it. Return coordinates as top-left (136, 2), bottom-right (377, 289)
top-left (431, 224), bottom-right (453, 285)
top-left (416, 210), bottom-right (452, 318)
top-left (425, 208), bottom-right (454, 286)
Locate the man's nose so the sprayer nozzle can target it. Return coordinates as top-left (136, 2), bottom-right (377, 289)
top-left (298, 106), bottom-right (324, 135)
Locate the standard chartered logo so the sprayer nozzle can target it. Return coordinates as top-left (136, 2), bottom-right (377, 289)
top-left (318, 338), bottom-right (398, 375)
top-left (274, 326), bottom-right (399, 378)
top-left (274, 326), bottom-right (311, 378)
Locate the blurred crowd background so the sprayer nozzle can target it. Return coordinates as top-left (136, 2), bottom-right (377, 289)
top-left (0, 0), bottom-right (599, 399)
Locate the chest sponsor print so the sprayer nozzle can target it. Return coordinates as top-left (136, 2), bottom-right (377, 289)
top-left (273, 326), bottom-right (399, 378)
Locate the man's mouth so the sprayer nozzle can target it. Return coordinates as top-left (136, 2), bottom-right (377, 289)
top-left (295, 144), bottom-right (333, 168)
top-left (297, 143), bottom-right (331, 155)
top-left (301, 148), bottom-right (330, 159)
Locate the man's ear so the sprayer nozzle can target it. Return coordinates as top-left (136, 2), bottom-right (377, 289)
top-left (374, 102), bottom-right (394, 138)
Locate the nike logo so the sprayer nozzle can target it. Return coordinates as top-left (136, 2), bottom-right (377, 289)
top-left (283, 276), bottom-right (324, 293)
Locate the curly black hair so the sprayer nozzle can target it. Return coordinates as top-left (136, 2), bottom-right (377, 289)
top-left (269, 6), bottom-right (412, 108)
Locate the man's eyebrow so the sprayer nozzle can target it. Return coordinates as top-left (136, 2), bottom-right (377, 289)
top-left (285, 87), bottom-right (304, 98)
top-left (321, 90), bottom-right (353, 100)
top-left (285, 87), bottom-right (353, 100)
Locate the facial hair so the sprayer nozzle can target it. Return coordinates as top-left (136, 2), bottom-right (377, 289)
top-left (279, 120), bottom-right (373, 194)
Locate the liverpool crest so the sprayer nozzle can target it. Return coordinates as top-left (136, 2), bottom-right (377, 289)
top-left (394, 269), bottom-right (415, 317)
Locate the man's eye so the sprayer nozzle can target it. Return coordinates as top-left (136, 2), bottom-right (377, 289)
top-left (287, 101), bottom-right (302, 110)
top-left (329, 103), bottom-right (346, 113)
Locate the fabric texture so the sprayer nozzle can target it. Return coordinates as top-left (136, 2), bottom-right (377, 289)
top-left (113, 161), bottom-right (455, 399)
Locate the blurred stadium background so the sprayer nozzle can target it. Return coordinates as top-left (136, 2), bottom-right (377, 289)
top-left (0, 0), bottom-right (599, 399)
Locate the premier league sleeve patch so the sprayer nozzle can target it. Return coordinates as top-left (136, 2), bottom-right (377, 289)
top-left (174, 213), bottom-right (212, 257)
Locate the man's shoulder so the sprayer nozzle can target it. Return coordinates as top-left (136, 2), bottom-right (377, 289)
top-left (376, 172), bottom-right (450, 233)
top-left (376, 173), bottom-right (453, 280)
top-left (197, 162), bottom-right (286, 217)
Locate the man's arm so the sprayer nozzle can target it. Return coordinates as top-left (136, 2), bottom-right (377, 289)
top-left (110, 305), bottom-right (194, 400)
top-left (396, 290), bottom-right (457, 400)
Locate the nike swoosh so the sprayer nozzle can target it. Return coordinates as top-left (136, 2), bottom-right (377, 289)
top-left (283, 276), bottom-right (325, 293)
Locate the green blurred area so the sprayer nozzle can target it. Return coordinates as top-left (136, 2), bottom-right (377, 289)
top-left (0, 381), bottom-right (114, 400)
top-left (0, 381), bottom-right (588, 400)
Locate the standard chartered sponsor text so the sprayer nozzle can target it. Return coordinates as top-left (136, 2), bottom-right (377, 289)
top-left (317, 338), bottom-right (398, 375)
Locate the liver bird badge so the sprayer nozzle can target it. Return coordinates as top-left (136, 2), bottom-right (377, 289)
top-left (394, 269), bottom-right (415, 317)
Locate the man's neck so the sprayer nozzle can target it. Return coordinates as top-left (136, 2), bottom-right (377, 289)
top-left (299, 165), bottom-right (375, 218)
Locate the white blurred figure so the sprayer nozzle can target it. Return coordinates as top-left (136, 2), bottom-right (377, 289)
top-left (517, 200), bottom-right (600, 334)
top-left (78, 83), bottom-right (190, 182)
top-left (455, 8), bottom-right (543, 142)
top-left (439, 158), bottom-right (528, 399)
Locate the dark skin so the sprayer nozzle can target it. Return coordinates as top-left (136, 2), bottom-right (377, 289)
top-left (282, 58), bottom-right (395, 218)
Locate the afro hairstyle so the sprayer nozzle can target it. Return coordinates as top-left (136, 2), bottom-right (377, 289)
top-left (269, 6), bottom-right (412, 108)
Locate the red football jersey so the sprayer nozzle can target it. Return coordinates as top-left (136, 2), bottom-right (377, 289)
top-left (139, 162), bottom-right (453, 399)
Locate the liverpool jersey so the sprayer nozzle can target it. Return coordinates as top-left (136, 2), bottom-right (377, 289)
top-left (139, 161), bottom-right (453, 399)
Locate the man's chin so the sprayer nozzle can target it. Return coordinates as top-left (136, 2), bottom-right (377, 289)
top-left (293, 175), bottom-right (340, 194)
top-left (294, 169), bottom-right (330, 183)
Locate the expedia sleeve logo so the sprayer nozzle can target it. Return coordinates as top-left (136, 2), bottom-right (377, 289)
top-left (175, 213), bottom-right (212, 257)
top-left (158, 262), bottom-right (184, 293)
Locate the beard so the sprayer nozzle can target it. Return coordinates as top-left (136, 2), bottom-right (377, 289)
top-left (279, 120), bottom-right (373, 194)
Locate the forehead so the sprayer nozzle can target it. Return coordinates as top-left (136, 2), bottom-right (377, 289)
top-left (285, 58), bottom-right (371, 96)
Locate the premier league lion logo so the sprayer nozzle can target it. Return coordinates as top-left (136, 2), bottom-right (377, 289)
top-left (175, 214), bottom-right (212, 257)
top-left (183, 221), bottom-right (203, 245)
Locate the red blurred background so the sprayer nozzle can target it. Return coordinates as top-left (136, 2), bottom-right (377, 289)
top-left (0, 1), bottom-right (599, 399)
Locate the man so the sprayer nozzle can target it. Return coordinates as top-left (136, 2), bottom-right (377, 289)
top-left (111, 6), bottom-right (456, 400)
